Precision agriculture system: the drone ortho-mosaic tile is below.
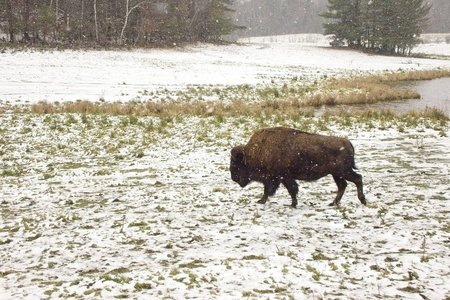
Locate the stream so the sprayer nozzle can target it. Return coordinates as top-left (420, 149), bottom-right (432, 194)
top-left (317, 77), bottom-right (450, 115)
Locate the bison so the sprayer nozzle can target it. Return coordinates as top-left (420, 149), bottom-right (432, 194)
top-left (230, 127), bottom-right (366, 208)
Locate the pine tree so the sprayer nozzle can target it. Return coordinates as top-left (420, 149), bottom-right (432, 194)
top-left (153, 0), bottom-right (240, 43)
top-left (321, 0), bottom-right (364, 47)
top-left (395, 0), bottom-right (431, 55)
top-left (321, 0), bottom-right (431, 55)
top-left (192, 0), bottom-right (240, 41)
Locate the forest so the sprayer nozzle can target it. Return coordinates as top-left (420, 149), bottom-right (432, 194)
top-left (0, 0), bottom-right (240, 45)
top-left (1, 0), bottom-right (449, 46)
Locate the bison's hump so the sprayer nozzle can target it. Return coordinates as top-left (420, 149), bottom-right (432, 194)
top-left (243, 127), bottom-right (353, 172)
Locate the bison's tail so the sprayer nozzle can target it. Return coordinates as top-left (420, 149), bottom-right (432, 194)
top-left (350, 142), bottom-right (358, 170)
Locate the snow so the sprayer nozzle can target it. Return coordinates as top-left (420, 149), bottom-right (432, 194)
top-left (1, 35), bottom-right (450, 299)
top-left (413, 43), bottom-right (450, 56)
top-left (1, 34), bottom-right (450, 104)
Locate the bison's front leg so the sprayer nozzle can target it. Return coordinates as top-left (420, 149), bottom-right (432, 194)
top-left (281, 178), bottom-right (299, 208)
top-left (330, 175), bottom-right (347, 206)
top-left (257, 179), bottom-right (280, 204)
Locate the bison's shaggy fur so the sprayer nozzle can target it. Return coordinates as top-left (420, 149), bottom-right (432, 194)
top-left (230, 127), bottom-right (366, 207)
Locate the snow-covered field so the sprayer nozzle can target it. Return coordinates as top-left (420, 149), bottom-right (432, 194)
top-left (1, 34), bottom-right (450, 104)
top-left (1, 113), bottom-right (449, 299)
top-left (1, 35), bottom-right (450, 299)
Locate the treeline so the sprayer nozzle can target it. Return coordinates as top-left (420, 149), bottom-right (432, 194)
top-left (321, 0), bottom-right (431, 55)
top-left (0, 0), bottom-right (241, 46)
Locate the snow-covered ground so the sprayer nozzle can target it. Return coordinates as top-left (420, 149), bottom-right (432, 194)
top-left (1, 114), bottom-right (449, 299)
top-left (1, 35), bottom-right (450, 299)
top-left (1, 34), bottom-right (450, 104)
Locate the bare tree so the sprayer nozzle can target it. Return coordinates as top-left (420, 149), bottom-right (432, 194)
top-left (94, 0), bottom-right (99, 41)
top-left (119, 0), bottom-right (150, 45)
top-left (5, 0), bottom-right (15, 41)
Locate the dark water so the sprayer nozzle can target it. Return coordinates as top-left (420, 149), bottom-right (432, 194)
top-left (318, 77), bottom-right (450, 115)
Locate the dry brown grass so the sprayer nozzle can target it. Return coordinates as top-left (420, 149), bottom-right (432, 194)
top-left (402, 106), bottom-right (449, 121)
top-left (300, 69), bottom-right (450, 107)
top-left (323, 106), bottom-right (448, 120)
top-left (336, 69), bottom-right (450, 85)
top-left (28, 98), bottom-right (316, 118)
top-left (10, 68), bottom-right (447, 118)
top-left (376, 69), bottom-right (450, 82)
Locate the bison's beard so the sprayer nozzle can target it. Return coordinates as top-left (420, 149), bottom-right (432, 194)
top-left (231, 175), bottom-right (250, 188)
top-left (231, 170), bottom-right (251, 188)
top-left (238, 180), bottom-right (250, 188)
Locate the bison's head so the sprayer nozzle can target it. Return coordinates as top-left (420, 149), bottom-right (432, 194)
top-left (230, 145), bottom-right (251, 188)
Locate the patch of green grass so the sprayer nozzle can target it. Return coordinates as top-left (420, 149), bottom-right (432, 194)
top-left (44, 288), bottom-right (59, 296)
top-left (311, 250), bottom-right (335, 261)
top-left (169, 268), bottom-right (181, 276)
top-left (0, 270), bottom-right (15, 278)
top-left (100, 274), bottom-right (131, 284)
top-left (398, 285), bottom-right (422, 293)
top-left (253, 289), bottom-right (274, 294)
top-left (93, 169), bottom-right (113, 176)
top-left (329, 262), bottom-right (338, 271)
top-left (1, 168), bottom-right (25, 177)
top-left (306, 264), bottom-right (322, 281)
top-left (78, 268), bottom-right (101, 276)
top-left (212, 187), bottom-right (227, 193)
top-left (242, 255), bottom-right (265, 260)
top-left (70, 279), bottom-right (82, 286)
top-left (179, 260), bottom-right (205, 269)
top-left (25, 233), bottom-right (42, 242)
top-left (134, 282), bottom-right (152, 291)
top-left (128, 221), bottom-right (148, 228)
top-left (0, 239), bottom-right (12, 245)
top-left (107, 267), bottom-right (130, 275)
top-left (84, 289), bottom-right (102, 296)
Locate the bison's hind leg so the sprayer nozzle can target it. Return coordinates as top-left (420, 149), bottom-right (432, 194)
top-left (281, 178), bottom-right (299, 208)
top-left (331, 171), bottom-right (366, 206)
top-left (258, 179), bottom-right (280, 205)
top-left (345, 170), bottom-right (366, 205)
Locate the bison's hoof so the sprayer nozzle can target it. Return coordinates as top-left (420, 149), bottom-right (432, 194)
top-left (257, 200), bottom-right (266, 204)
top-left (360, 198), bottom-right (367, 205)
top-left (329, 202), bottom-right (340, 207)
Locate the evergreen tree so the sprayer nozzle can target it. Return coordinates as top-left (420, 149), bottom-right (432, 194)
top-left (321, 0), bottom-right (431, 55)
top-left (395, 0), bottom-right (431, 54)
top-left (321, 0), bottom-right (364, 46)
top-left (191, 0), bottom-right (241, 41)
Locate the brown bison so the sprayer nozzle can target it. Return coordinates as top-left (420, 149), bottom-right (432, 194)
top-left (230, 127), bottom-right (366, 208)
